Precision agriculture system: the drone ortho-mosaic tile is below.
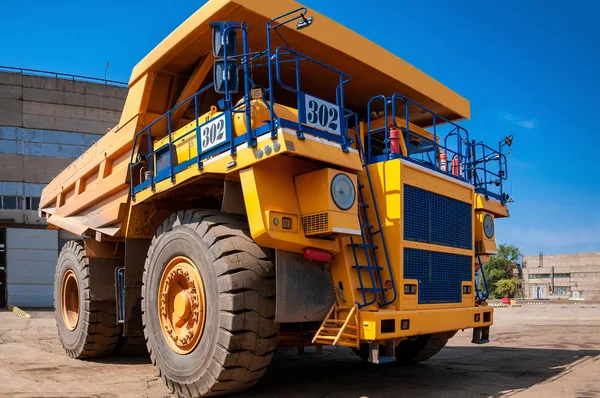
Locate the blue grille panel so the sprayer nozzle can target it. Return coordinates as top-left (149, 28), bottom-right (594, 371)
top-left (404, 248), bottom-right (472, 304)
top-left (404, 184), bottom-right (472, 250)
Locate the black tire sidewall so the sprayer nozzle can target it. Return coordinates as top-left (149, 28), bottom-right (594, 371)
top-left (143, 225), bottom-right (220, 381)
top-left (54, 244), bottom-right (87, 352)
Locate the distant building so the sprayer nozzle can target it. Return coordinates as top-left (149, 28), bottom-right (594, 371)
top-left (0, 67), bottom-right (127, 308)
top-left (522, 252), bottom-right (600, 300)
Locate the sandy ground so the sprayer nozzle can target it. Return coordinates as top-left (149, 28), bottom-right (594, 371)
top-left (0, 303), bottom-right (599, 398)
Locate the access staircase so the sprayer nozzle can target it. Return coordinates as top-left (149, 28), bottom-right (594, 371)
top-left (312, 304), bottom-right (359, 348)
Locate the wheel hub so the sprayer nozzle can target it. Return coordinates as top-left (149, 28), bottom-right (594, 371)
top-left (61, 269), bottom-right (80, 331)
top-left (158, 256), bottom-right (205, 354)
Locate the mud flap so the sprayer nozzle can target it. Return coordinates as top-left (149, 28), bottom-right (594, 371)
top-left (275, 250), bottom-right (335, 323)
top-left (472, 326), bottom-right (490, 344)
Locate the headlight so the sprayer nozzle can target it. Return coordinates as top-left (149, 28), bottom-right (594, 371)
top-left (331, 173), bottom-right (356, 210)
top-left (483, 214), bottom-right (494, 238)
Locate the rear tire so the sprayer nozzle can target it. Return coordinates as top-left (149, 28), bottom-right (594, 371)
top-left (54, 241), bottom-right (121, 358)
top-left (142, 210), bottom-right (277, 397)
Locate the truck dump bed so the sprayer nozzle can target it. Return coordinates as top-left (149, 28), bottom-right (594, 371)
top-left (39, 0), bottom-right (470, 237)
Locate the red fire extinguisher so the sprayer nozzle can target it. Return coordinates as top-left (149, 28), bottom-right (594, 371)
top-left (451, 155), bottom-right (461, 177)
top-left (389, 125), bottom-right (400, 154)
top-left (439, 151), bottom-right (448, 172)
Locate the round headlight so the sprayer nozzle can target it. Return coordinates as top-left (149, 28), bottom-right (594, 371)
top-left (483, 214), bottom-right (494, 238)
top-left (331, 173), bottom-right (356, 210)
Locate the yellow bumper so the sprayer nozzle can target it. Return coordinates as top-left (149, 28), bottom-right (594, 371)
top-left (359, 306), bottom-right (494, 340)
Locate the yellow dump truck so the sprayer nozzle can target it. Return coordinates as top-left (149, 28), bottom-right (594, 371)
top-left (41, 1), bottom-right (512, 396)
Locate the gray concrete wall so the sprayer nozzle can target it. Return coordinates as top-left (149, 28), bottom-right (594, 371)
top-left (0, 70), bottom-right (127, 226)
top-left (522, 252), bottom-right (600, 300)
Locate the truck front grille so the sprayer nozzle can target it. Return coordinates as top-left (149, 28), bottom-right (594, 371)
top-left (404, 248), bottom-right (472, 304)
top-left (404, 184), bottom-right (472, 250)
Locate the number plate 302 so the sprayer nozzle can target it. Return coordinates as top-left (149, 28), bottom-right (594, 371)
top-left (302, 94), bottom-right (342, 135)
top-left (199, 113), bottom-right (228, 152)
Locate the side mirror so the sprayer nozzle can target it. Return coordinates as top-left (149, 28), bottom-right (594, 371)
top-left (210, 22), bottom-right (237, 58)
top-left (213, 59), bottom-right (239, 94)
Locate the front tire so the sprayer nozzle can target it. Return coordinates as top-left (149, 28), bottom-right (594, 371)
top-left (142, 210), bottom-right (277, 397)
top-left (54, 241), bottom-right (121, 358)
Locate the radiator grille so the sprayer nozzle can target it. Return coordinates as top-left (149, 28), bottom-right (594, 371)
top-left (302, 212), bottom-right (329, 235)
top-left (404, 248), bottom-right (472, 304)
top-left (404, 184), bottom-right (472, 250)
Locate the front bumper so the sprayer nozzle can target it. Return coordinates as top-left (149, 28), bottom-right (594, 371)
top-left (359, 306), bottom-right (494, 340)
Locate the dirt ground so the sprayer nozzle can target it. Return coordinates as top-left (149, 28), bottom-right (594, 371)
top-left (0, 303), bottom-right (599, 398)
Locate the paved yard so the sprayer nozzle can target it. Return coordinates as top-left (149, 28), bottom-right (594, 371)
top-left (0, 303), bottom-right (598, 397)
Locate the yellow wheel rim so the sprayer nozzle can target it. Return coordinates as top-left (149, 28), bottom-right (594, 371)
top-left (158, 256), bottom-right (206, 355)
top-left (61, 270), bottom-right (80, 331)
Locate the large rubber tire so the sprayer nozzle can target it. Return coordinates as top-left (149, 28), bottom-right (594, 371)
top-left (142, 210), bottom-right (277, 397)
top-left (54, 241), bottom-right (121, 358)
top-left (356, 331), bottom-right (455, 365)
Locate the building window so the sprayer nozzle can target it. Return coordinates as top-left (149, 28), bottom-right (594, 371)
top-left (1, 196), bottom-right (18, 209)
top-left (554, 273), bottom-right (571, 278)
top-left (528, 273), bottom-right (551, 279)
top-left (554, 286), bottom-right (570, 296)
top-left (0, 196), bottom-right (41, 210)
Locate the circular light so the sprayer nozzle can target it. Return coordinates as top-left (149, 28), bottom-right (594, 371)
top-left (273, 142), bottom-right (281, 152)
top-left (331, 173), bottom-right (356, 211)
top-left (265, 145), bottom-right (272, 155)
top-left (483, 214), bottom-right (494, 238)
top-left (273, 218), bottom-right (279, 226)
top-left (255, 149), bottom-right (263, 159)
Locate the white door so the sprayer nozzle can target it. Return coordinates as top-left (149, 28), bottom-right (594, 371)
top-left (6, 228), bottom-right (58, 308)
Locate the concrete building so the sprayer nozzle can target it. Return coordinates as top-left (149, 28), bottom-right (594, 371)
top-left (0, 67), bottom-right (127, 308)
top-left (522, 252), bottom-right (600, 300)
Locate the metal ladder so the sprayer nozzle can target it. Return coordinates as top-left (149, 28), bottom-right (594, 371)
top-left (350, 133), bottom-right (397, 308)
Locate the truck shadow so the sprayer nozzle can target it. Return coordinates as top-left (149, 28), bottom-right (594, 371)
top-left (240, 345), bottom-right (600, 398)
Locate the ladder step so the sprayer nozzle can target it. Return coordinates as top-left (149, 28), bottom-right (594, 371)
top-left (361, 223), bottom-right (374, 229)
top-left (358, 183), bottom-right (365, 189)
top-left (359, 203), bottom-right (370, 208)
top-left (353, 265), bottom-right (383, 271)
top-left (360, 287), bottom-right (387, 293)
top-left (351, 243), bottom-right (378, 249)
top-left (370, 229), bottom-right (381, 235)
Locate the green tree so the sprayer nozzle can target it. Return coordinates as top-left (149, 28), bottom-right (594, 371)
top-left (482, 244), bottom-right (523, 299)
top-left (494, 278), bottom-right (522, 298)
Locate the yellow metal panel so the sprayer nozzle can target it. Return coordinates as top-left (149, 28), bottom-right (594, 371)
top-left (475, 211), bottom-right (498, 255)
top-left (295, 168), bottom-right (358, 216)
top-left (474, 194), bottom-right (509, 218)
top-left (359, 306), bottom-right (493, 340)
top-left (239, 157), bottom-right (342, 254)
top-left (129, 0), bottom-right (469, 120)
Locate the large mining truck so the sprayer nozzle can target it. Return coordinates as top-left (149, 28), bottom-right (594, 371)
top-left (40, 0), bottom-right (512, 396)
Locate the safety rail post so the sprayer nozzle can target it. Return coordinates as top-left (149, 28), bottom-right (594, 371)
top-left (432, 114), bottom-right (438, 172)
top-left (241, 23), bottom-right (254, 149)
top-left (294, 51), bottom-right (303, 140)
top-left (147, 126), bottom-right (154, 191)
top-left (167, 112), bottom-right (174, 182)
top-left (266, 19), bottom-right (276, 138)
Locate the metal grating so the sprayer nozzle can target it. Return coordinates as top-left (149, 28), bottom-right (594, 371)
top-left (404, 184), bottom-right (472, 249)
top-left (404, 248), bottom-right (472, 304)
top-left (302, 212), bottom-right (329, 235)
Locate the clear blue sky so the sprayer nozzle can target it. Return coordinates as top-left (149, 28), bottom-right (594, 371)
top-left (2, 0), bottom-right (599, 256)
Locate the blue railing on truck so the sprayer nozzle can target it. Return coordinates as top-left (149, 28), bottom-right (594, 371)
top-left (129, 51), bottom-right (354, 199)
top-left (364, 93), bottom-right (510, 204)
